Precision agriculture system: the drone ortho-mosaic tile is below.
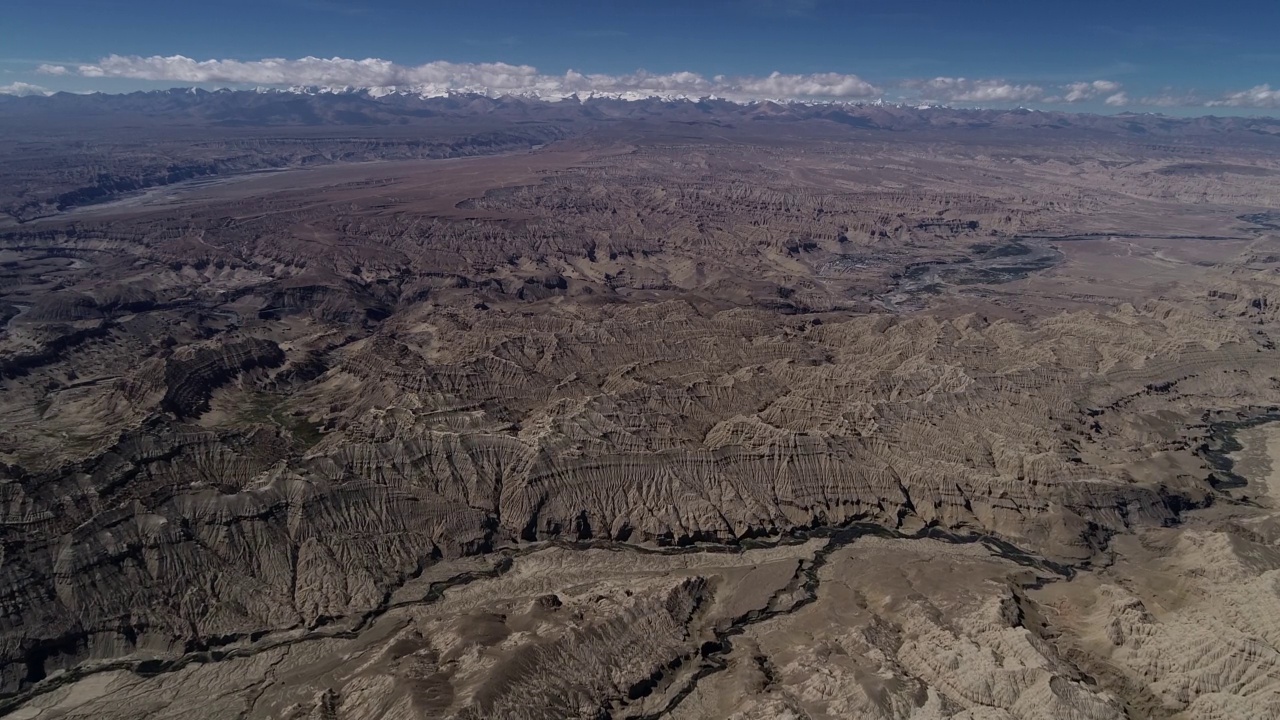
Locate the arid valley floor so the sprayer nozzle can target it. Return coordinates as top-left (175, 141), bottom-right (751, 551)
top-left (2, 93), bottom-right (1280, 719)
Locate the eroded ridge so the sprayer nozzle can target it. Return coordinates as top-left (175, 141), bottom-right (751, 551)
top-left (2, 106), bottom-right (1280, 718)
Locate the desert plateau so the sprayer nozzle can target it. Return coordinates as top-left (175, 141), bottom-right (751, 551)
top-left (1, 89), bottom-right (1280, 719)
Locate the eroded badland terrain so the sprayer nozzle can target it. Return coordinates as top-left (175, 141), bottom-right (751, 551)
top-left (3, 94), bottom-right (1280, 719)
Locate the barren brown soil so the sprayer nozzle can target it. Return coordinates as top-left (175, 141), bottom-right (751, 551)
top-left (3, 98), bottom-right (1280, 719)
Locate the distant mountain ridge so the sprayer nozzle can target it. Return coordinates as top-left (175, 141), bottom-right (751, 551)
top-left (2, 87), bottom-right (1279, 136)
top-left (2, 87), bottom-right (1278, 223)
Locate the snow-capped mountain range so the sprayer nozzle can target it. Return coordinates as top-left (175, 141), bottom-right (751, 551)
top-left (2, 86), bottom-right (1277, 141)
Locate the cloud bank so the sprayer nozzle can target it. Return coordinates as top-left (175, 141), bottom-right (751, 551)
top-left (1104, 92), bottom-right (1130, 107)
top-left (32, 55), bottom-right (1278, 110)
top-left (1207, 84), bottom-right (1280, 108)
top-left (0, 81), bottom-right (51, 97)
top-left (47, 55), bottom-right (880, 100)
top-left (906, 77), bottom-right (1045, 103)
top-left (905, 77), bottom-right (1131, 106)
top-left (1055, 80), bottom-right (1122, 103)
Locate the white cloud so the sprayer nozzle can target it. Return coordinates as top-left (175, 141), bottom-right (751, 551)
top-left (730, 71), bottom-right (878, 98)
top-left (1123, 87), bottom-right (1280, 109)
top-left (65, 54), bottom-right (879, 100)
top-left (904, 78), bottom-right (1131, 106)
top-left (75, 55), bottom-right (532, 88)
top-left (51, 55), bottom-right (1274, 112)
top-left (1207, 84), bottom-right (1280, 108)
top-left (0, 81), bottom-right (51, 96)
top-left (1059, 80), bottom-right (1122, 103)
top-left (1136, 92), bottom-right (1202, 108)
top-left (905, 77), bottom-right (1045, 103)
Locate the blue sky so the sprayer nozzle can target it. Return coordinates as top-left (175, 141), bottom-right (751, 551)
top-left (3, 0), bottom-right (1278, 112)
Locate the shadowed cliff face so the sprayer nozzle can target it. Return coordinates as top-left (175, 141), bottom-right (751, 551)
top-left (2, 107), bottom-right (1280, 718)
